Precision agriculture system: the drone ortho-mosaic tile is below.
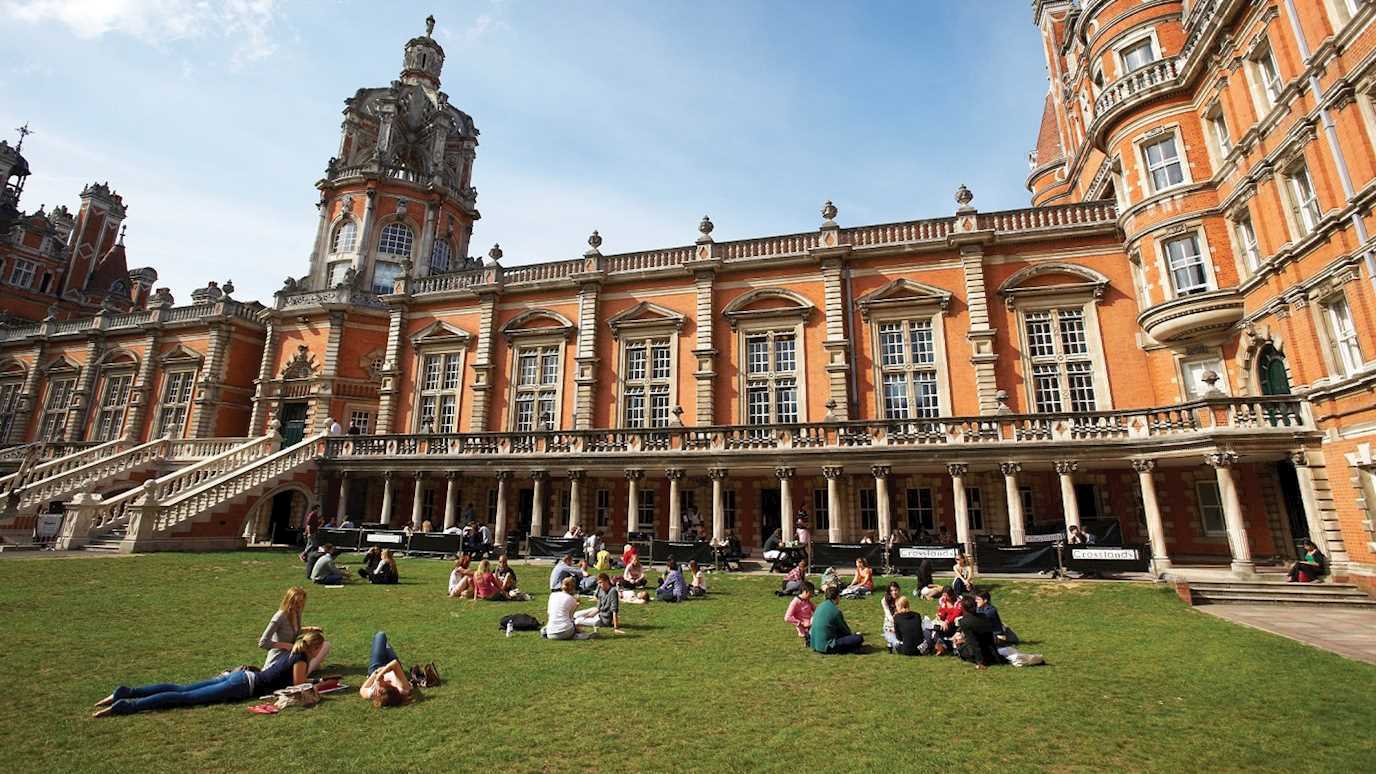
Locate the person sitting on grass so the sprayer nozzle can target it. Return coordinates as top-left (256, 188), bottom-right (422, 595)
top-left (592, 545), bottom-right (614, 574)
top-left (542, 576), bottom-right (593, 640)
top-left (657, 559), bottom-right (688, 603)
top-left (621, 543), bottom-right (638, 568)
top-left (778, 560), bottom-right (808, 597)
top-left (364, 549), bottom-right (399, 585)
top-left (951, 553), bottom-right (975, 595)
top-left (784, 580), bottom-right (817, 643)
top-left (448, 554), bottom-right (475, 599)
top-left (1287, 539), bottom-right (1328, 583)
top-left (358, 631), bottom-right (417, 709)
top-left (914, 559), bottom-right (942, 601)
top-left (974, 588), bottom-right (1018, 645)
top-left (840, 558), bottom-right (874, 599)
top-left (809, 585), bottom-right (864, 655)
top-left (473, 559), bottom-right (510, 600)
top-left (258, 586), bottom-right (331, 673)
top-left (954, 595), bottom-right (1002, 670)
top-left (310, 545), bottom-right (345, 585)
top-left (880, 581), bottom-right (902, 650)
top-left (574, 573), bottom-right (624, 634)
top-left (94, 632), bottom-right (325, 717)
top-left (688, 559), bottom-right (708, 597)
top-left (575, 559), bottom-right (601, 594)
top-left (357, 547), bottom-right (382, 579)
top-left (931, 587), bottom-right (961, 654)
top-left (303, 542), bottom-right (328, 578)
top-left (892, 596), bottom-right (933, 656)
top-left (495, 554), bottom-right (520, 593)
top-left (619, 557), bottom-right (648, 589)
top-left (549, 554), bottom-right (585, 592)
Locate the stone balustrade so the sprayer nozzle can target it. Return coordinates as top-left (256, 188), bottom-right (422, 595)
top-left (0, 299), bottom-right (264, 343)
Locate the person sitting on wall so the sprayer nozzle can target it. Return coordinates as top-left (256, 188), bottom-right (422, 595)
top-left (310, 545), bottom-right (346, 585)
top-left (1287, 539), bottom-right (1328, 583)
top-left (549, 554), bottom-right (585, 593)
top-left (859, 533), bottom-right (875, 545)
top-left (656, 559), bottom-right (688, 603)
top-left (1067, 525), bottom-right (1089, 545)
top-left (809, 585), bottom-right (864, 655)
top-left (784, 580), bottom-right (816, 643)
top-left (339, 518), bottom-right (356, 530)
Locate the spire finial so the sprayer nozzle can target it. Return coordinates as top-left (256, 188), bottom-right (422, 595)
top-left (14, 123), bottom-right (33, 152)
top-left (425, 15), bottom-right (436, 37)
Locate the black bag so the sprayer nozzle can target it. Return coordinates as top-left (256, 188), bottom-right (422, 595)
top-left (499, 613), bottom-right (541, 632)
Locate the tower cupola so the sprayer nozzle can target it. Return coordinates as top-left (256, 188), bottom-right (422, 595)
top-left (400, 15), bottom-right (445, 88)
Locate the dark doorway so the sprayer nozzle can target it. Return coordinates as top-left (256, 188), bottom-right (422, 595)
top-left (269, 491), bottom-right (295, 544)
top-left (760, 489), bottom-right (781, 542)
top-left (517, 488), bottom-right (534, 535)
top-left (280, 402), bottom-right (308, 446)
top-left (1075, 483), bottom-right (1101, 521)
top-left (1258, 346), bottom-right (1291, 395)
top-left (1275, 461), bottom-right (1307, 553)
top-left (346, 478), bottom-right (370, 524)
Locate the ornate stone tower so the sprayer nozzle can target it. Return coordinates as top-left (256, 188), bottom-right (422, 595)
top-left (304, 15), bottom-right (480, 294)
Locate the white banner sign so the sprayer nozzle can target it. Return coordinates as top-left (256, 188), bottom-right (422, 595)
top-left (897, 547), bottom-right (959, 560)
top-left (1070, 547), bottom-right (1139, 561)
top-left (1025, 532), bottom-right (1064, 544)
top-left (366, 533), bottom-right (405, 544)
top-left (36, 514), bottom-right (64, 538)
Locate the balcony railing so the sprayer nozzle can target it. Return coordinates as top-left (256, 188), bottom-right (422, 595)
top-left (322, 397), bottom-right (1311, 463)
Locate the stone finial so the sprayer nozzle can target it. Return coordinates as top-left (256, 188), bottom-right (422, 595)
top-left (486, 243), bottom-right (503, 266)
top-left (222, 280), bottom-right (234, 298)
top-left (823, 398), bottom-right (839, 422)
top-left (1201, 369), bottom-right (1224, 396)
top-left (152, 287), bottom-right (175, 308)
top-left (995, 389), bottom-right (1012, 414)
top-left (671, 405), bottom-right (685, 426)
top-left (588, 230), bottom-right (603, 250)
top-left (955, 184), bottom-right (975, 212)
top-left (425, 14), bottom-right (436, 37)
top-left (820, 200), bottom-right (839, 229)
top-left (697, 215), bottom-right (715, 244)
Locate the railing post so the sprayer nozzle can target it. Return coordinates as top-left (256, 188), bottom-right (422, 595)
top-left (123, 480), bottom-right (162, 554)
top-left (57, 492), bottom-right (101, 550)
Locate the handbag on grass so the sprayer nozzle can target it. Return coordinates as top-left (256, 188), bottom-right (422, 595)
top-left (272, 683), bottom-right (321, 710)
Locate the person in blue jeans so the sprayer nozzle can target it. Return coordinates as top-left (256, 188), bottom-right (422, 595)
top-left (93, 631), bottom-right (324, 717)
top-left (656, 559), bottom-right (687, 602)
top-left (359, 631), bottom-right (417, 709)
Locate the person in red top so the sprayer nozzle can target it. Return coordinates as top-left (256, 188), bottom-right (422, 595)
top-left (621, 544), bottom-right (638, 569)
top-left (473, 559), bottom-right (513, 601)
top-left (933, 586), bottom-right (961, 655)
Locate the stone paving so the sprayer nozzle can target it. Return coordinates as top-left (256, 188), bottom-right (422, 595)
top-left (1198, 604), bottom-right (1376, 666)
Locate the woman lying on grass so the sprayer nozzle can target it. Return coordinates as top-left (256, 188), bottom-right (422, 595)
top-left (94, 631), bottom-right (325, 717)
top-left (358, 631), bottom-right (418, 709)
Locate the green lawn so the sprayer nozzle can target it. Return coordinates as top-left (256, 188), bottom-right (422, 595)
top-left (2, 551), bottom-right (1374, 773)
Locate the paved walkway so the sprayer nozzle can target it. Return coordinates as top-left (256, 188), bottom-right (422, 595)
top-left (1198, 604), bottom-right (1376, 665)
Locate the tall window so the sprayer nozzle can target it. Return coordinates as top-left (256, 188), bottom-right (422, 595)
top-left (514, 344), bottom-right (560, 431)
top-left (9, 259), bottom-right (36, 289)
top-left (595, 488), bottom-right (610, 528)
top-left (1195, 481), bottom-right (1226, 534)
top-left (723, 489), bottom-right (737, 531)
top-left (744, 330), bottom-right (798, 425)
top-left (1142, 135), bottom-right (1185, 193)
top-left (417, 352), bottom-right (461, 432)
top-left (859, 489), bottom-right (878, 533)
top-left (813, 488), bottom-right (829, 531)
top-left (372, 261), bottom-right (402, 294)
top-left (38, 377), bottom-right (75, 441)
top-left (878, 318), bottom-right (940, 419)
top-left (330, 220), bottom-right (357, 253)
top-left (349, 410), bottom-right (372, 434)
top-left (1326, 295), bottom-right (1364, 376)
top-left (1019, 486), bottom-right (1036, 523)
top-left (1233, 213), bottom-right (1261, 273)
top-left (430, 239), bottom-right (451, 274)
top-left (637, 489), bottom-right (656, 532)
top-left (622, 337), bottom-right (672, 428)
top-left (1286, 164), bottom-right (1322, 235)
top-left (93, 372), bottom-right (133, 441)
top-left (327, 262), bottom-right (351, 288)
top-left (1164, 234), bottom-right (1210, 296)
top-left (966, 487), bottom-right (984, 531)
top-left (156, 370), bottom-right (196, 438)
top-left (1025, 308), bottom-right (1097, 413)
top-left (377, 223), bottom-right (414, 257)
top-left (1120, 37), bottom-right (1156, 72)
top-left (0, 378), bottom-right (22, 439)
top-left (906, 488), bottom-right (935, 531)
top-left (1253, 44), bottom-right (1284, 107)
top-left (1207, 107), bottom-right (1231, 159)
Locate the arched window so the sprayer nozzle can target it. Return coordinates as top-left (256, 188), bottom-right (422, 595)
top-left (377, 223), bottom-right (413, 257)
top-left (331, 220), bottom-right (357, 253)
top-left (430, 239), bottom-right (452, 274)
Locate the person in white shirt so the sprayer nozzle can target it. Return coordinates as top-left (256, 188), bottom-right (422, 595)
top-left (327, 418), bottom-right (343, 436)
top-left (541, 576), bottom-right (592, 640)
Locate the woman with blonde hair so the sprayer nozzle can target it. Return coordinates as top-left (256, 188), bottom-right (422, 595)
top-left (95, 631), bottom-right (325, 717)
top-left (840, 557), bottom-right (874, 598)
top-left (448, 554), bottom-right (475, 599)
top-left (366, 549), bottom-right (399, 585)
top-left (258, 586), bottom-right (330, 673)
top-left (951, 553), bottom-right (975, 595)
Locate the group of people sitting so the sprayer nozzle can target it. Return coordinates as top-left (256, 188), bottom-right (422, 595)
top-left (94, 586), bottom-right (431, 716)
top-left (301, 544), bottom-right (401, 586)
top-left (447, 554), bottom-right (530, 601)
top-left (782, 561), bottom-right (1043, 668)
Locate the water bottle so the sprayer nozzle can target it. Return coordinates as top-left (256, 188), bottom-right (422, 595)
top-left (505, 620), bottom-right (514, 638)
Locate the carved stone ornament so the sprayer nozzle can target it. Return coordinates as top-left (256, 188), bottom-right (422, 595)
top-left (587, 230), bottom-right (603, 251)
top-left (698, 215), bottom-right (714, 238)
top-left (820, 200), bottom-right (839, 228)
top-left (486, 243), bottom-right (503, 267)
top-left (281, 345), bottom-right (318, 380)
top-left (955, 184), bottom-right (974, 208)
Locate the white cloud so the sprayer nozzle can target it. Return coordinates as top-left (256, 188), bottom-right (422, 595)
top-left (2, 0), bottom-right (280, 65)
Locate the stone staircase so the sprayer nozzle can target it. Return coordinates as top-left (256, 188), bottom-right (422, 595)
top-left (1184, 580), bottom-right (1376, 608)
top-left (84, 527), bottom-right (127, 553)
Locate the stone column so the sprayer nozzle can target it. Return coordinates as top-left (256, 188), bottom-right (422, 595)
top-left (530, 471), bottom-right (547, 537)
top-left (708, 467), bottom-right (727, 543)
top-left (1055, 460), bottom-right (1081, 532)
top-left (1001, 462), bottom-right (1025, 546)
top-left (820, 255), bottom-right (852, 419)
top-left (1132, 459), bottom-right (1170, 572)
top-left (379, 471), bottom-right (395, 526)
top-left (468, 290), bottom-right (499, 431)
top-left (573, 278), bottom-right (602, 429)
top-left (443, 471), bottom-right (460, 531)
top-left (823, 465), bottom-right (845, 543)
top-left (410, 472), bottom-right (425, 530)
top-left (494, 470), bottom-right (512, 545)
top-left (871, 465), bottom-right (892, 540)
top-left (335, 472), bottom-right (350, 522)
top-left (567, 470), bottom-right (585, 535)
top-left (1289, 450), bottom-right (1331, 556)
top-left (248, 317), bottom-right (277, 435)
top-left (948, 463), bottom-right (971, 552)
top-left (776, 467), bottom-right (795, 539)
top-left (314, 311), bottom-right (346, 434)
top-left (625, 469), bottom-right (644, 536)
top-left (667, 468), bottom-right (684, 540)
top-left (691, 266), bottom-right (718, 425)
top-left (376, 304), bottom-right (407, 434)
top-left (1205, 451), bottom-right (1254, 575)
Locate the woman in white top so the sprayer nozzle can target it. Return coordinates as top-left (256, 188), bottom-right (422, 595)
top-left (880, 581), bottom-right (902, 650)
top-left (258, 586), bottom-right (330, 673)
top-left (541, 576), bottom-right (591, 640)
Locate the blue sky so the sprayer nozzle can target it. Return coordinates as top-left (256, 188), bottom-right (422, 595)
top-left (0, 1), bottom-right (1052, 303)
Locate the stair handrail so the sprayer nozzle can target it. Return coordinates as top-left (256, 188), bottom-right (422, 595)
top-left (7, 436), bottom-right (172, 512)
top-left (144, 434), bottom-right (279, 504)
top-left (0, 437), bottom-right (126, 492)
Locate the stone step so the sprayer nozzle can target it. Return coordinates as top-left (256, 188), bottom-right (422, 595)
top-left (1190, 583), bottom-right (1368, 597)
top-left (1192, 591), bottom-right (1376, 607)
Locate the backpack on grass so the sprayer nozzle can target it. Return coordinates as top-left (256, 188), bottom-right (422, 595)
top-left (499, 613), bottom-right (541, 632)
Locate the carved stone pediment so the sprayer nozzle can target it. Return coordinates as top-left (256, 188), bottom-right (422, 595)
top-left (854, 278), bottom-right (953, 321)
top-left (281, 345), bottom-right (318, 380)
top-left (606, 301), bottom-right (687, 338)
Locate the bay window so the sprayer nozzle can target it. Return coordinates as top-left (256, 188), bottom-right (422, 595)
top-left (1142, 134), bottom-right (1185, 193)
top-left (1164, 233), bottom-right (1211, 296)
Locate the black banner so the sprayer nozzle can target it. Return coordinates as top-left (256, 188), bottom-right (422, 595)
top-left (974, 542), bottom-right (1059, 573)
top-left (315, 528), bottom-right (360, 550)
top-left (650, 540), bottom-right (715, 566)
top-left (1062, 544), bottom-right (1150, 573)
top-left (527, 536), bottom-right (584, 559)
top-left (407, 533), bottom-right (461, 556)
top-left (890, 544), bottom-right (961, 573)
top-left (810, 542), bottom-right (885, 570)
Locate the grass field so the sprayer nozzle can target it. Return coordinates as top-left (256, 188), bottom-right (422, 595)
top-left (2, 551), bottom-right (1374, 773)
